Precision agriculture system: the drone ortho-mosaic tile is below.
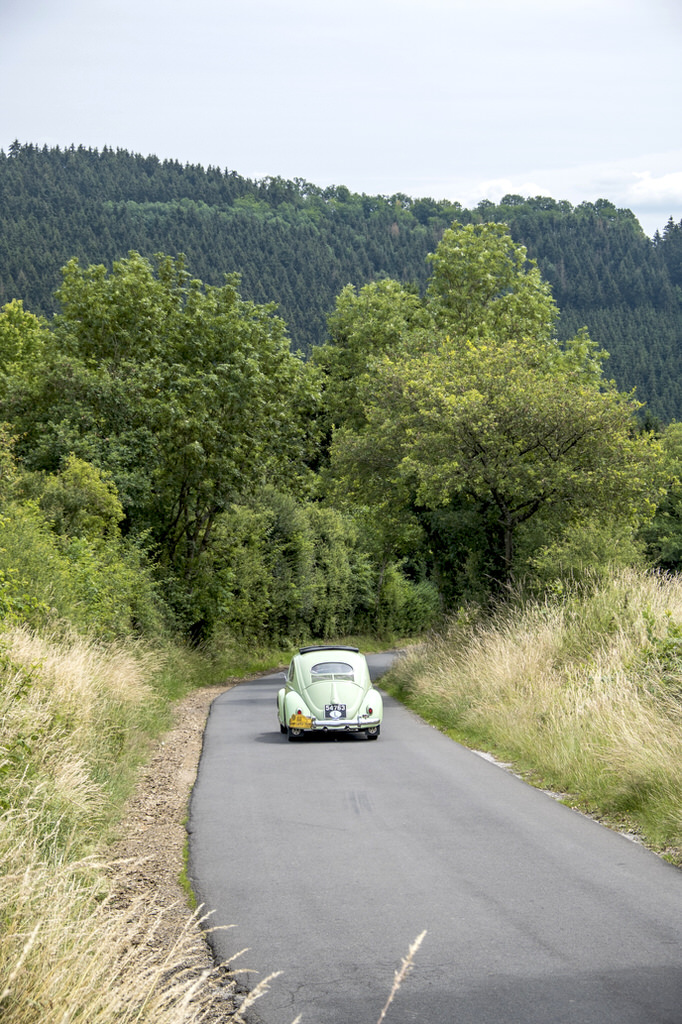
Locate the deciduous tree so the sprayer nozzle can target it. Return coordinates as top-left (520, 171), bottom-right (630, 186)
top-left (330, 224), bottom-right (664, 591)
top-left (335, 334), bottom-right (662, 582)
top-left (2, 252), bottom-right (320, 633)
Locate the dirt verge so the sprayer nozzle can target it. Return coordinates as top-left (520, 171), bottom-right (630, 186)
top-left (106, 683), bottom-right (245, 1021)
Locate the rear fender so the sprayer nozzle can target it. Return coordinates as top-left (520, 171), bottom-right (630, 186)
top-left (365, 688), bottom-right (384, 721)
top-left (283, 689), bottom-right (312, 724)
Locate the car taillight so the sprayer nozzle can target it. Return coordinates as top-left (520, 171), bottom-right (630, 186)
top-left (367, 706), bottom-right (373, 715)
top-left (297, 708), bottom-right (303, 716)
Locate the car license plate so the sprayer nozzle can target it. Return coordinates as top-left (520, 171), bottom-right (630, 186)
top-left (289, 713), bottom-right (313, 729)
top-left (325, 704), bottom-right (346, 719)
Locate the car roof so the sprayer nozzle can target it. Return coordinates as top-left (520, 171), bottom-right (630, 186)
top-left (298, 645), bottom-right (359, 655)
top-left (295, 646), bottom-right (369, 674)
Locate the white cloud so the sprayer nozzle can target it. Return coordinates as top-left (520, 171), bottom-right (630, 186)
top-left (628, 171), bottom-right (682, 207)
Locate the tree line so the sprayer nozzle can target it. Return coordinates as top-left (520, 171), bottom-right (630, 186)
top-left (2, 220), bottom-right (682, 645)
top-left (2, 143), bottom-right (682, 419)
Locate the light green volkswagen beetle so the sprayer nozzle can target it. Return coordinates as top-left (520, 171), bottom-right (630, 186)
top-left (277, 645), bottom-right (383, 741)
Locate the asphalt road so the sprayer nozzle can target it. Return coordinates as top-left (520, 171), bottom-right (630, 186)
top-left (187, 654), bottom-right (682, 1024)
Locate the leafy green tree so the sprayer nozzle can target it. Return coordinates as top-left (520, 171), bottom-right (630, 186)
top-left (330, 224), bottom-right (665, 592)
top-left (529, 513), bottom-right (647, 588)
top-left (2, 252), bottom-right (320, 635)
top-left (312, 279), bottom-right (429, 433)
top-left (0, 300), bottom-right (48, 376)
top-left (639, 420), bottom-right (682, 570)
top-left (426, 222), bottom-right (559, 342)
top-left (35, 455), bottom-right (124, 540)
top-left (334, 334), bottom-right (662, 583)
top-left (193, 489), bottom-right (378, 642)
top-left (0, 433), bottom-right (163, 636)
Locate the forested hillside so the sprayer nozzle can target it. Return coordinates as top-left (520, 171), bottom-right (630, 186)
top-left (0, 142), bottom-right (460, 363)
top-left (2, 142), bottom-right (682, 419)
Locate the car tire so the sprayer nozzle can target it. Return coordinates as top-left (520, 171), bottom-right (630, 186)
top-left (365, 726), bottom-right (380, 740)
top-left (279, 722), bottom-right (287, 734)
top-left (287, 727), bottom-right (303, 742)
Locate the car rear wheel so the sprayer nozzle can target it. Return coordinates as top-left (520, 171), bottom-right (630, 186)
top-left (365, 726), bottom-right (380, 740)
top-left (287, 727), bottom-right (303, 742)
top-left (279, 722), bottom-right (287, 734)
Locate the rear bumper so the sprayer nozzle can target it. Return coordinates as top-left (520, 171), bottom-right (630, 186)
top-left (308, 715), bottom-right (381, 732)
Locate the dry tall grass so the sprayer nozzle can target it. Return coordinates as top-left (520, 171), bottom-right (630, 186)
top-left (388, 568), bottom-right (682, 859)
top-left (0, 626), bottom-right (233, 1024)
top-left (1, 839), bottom-right (216, 1024)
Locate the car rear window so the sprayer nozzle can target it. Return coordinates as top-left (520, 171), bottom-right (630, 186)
top-left (310, 661), bottom-right (354, 680)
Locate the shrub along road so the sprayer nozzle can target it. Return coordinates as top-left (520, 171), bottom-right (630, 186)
top-left (187, 657), bottom-right (682, 1024)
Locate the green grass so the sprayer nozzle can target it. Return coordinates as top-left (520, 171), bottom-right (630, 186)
top-left (179, 829), bottom-right (198, 910)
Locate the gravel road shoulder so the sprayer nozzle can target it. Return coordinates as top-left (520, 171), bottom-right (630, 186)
top-left (106, 683), bottom-right (246, 1021)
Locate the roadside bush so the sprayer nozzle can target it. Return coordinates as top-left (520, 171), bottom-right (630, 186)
top-left (376, 566), bottom-right (441, 637)
top-left (527, 513), bottom-right (647, 588)
top-left (191, 490), bottom-right (385, 643)
top-left (0, 500), bottom-right (167, 638)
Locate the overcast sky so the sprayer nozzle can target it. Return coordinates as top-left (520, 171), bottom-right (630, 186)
top-left (3, 0), bottom-right (681, 236)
